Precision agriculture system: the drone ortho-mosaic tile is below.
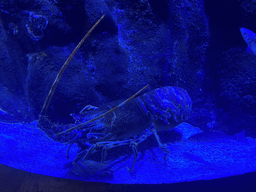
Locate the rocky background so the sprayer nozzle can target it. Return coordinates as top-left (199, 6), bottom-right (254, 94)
top-left (0, 0), bottom-right (255, 137)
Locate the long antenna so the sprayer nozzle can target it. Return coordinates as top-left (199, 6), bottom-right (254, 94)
top-left (55, 84), bottom-right (149, 136)
top-left (40, 15), bottom-right (105, 116)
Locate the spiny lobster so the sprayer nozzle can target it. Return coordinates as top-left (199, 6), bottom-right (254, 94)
top-left (71, 86), bottom-right (192, 172)
top-left (38, 15), bottom-right (192, 172)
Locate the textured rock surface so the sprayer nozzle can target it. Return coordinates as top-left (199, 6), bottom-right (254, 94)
top-left (3, 0), bottom-right (255, 139)
top-left (0, 0), bottom-right (209, 123)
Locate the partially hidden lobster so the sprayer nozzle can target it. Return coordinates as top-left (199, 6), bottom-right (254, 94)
top-left (39, 85), bottom-right (192, 172)
top-left (37, 15), bottom-right (192, 172)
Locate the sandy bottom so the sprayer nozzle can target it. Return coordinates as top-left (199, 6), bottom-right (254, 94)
top-left (0, 121), bottom-right (255, 184)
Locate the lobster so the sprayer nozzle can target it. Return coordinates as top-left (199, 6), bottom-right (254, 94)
top-left (70, 85), bottom-right (192, 172)
top-left (37, 15), bottom-right (192, 172)
top-left (39, 85), bottom-right (192, 172)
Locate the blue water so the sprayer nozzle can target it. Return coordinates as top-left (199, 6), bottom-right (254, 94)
top-left (0, 0), bottom-right (256, 187)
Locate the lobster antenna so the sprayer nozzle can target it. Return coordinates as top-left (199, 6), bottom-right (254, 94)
top-left (40, 15), bottom-right (105, 116)
top-left (55, 84), bottom-right (149, 136)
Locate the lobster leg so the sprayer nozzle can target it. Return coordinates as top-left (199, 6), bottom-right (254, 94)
top-left (75, 129), bottom-right (153, 171)
top-left (127, 140), bottom-right (138, 172)
top-left (151, 128), bottom-right (169, 163)
top-left (152, 128), bottom-right (169, 153)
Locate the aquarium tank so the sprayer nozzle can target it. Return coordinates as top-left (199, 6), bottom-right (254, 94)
top-left (0, 0), bottom-right (256, 189)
